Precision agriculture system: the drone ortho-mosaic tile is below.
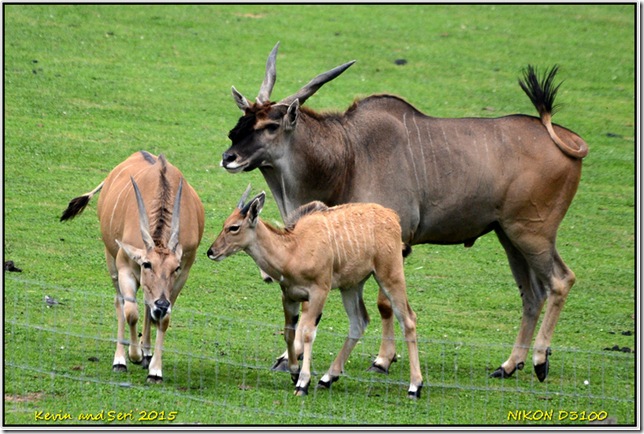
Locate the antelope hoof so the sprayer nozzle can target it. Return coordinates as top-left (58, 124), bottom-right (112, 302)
top-left (146, 374), bottom-right (163, 384)
top-left (317, 375), bottom-right (339, 389)
top-left (367, 362), bottom-right (389, 375)
top-left (290, 372), bottom-right (301, 385)
top-left (490, 365), bottom-right (517, 379)
top-left (367, 355), bottom-right (397, 374)
top-left (407, 382), bottom-right (423, 400)
top-left (534, 348), bottom-right (552, 382)
top-left (112, 364), bottom-right (127, 373)
top-left (141, 355), bottom-right (152, 369)
top-left (294, 383), bottom-right (310, 397)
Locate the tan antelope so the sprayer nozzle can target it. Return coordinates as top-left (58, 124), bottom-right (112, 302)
top-left (207, 187), bottom-right (423, 398)
top-left (220, 43), bottom-right (588, 381)
top-left (60, 151), bottom-right (205, 383)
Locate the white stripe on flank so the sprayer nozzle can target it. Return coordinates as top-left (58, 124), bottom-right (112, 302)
top-left (347, 214), bottom-right (360, 257)
top-left (335, 214), bottom-right (348, 265)
top-left (412, 115), bottom-right (428, 187)
top-left (403, 112), bottom-right (421, 190)
top-left (323, 218), bottom-right (339, 264)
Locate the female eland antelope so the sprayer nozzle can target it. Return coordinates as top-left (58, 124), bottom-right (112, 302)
top-left (207, 187), bottom-right (423, 398)
top-left (61, 151), bottom-right (205, 383)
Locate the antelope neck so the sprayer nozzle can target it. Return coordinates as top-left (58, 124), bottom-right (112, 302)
top-left (243, 221), bottom-right (294, 282)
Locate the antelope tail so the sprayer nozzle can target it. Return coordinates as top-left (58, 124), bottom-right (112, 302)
top-left (519, 65), bottom-right (588, 159)
top-left (60, 181), bottom-right (105, 222)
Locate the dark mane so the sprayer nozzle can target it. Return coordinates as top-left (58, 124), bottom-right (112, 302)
top-left (345, 94), bottom-right (428, 118)
top-left (284, 201), bottom-right (329, 230)
top-left (298, 105), bottom-right (344, 122)
top-left (150, 154), bottom-right (172, 246)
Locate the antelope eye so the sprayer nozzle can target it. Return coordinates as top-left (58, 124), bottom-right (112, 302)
top-left (227, 225), bottom-right (241, 233)
top-left (174, 266), bottom-right (181, 273)
top-left (264, 124), bottom-right (279, 133)
top-left (142, 261), bottom-right (152, 269)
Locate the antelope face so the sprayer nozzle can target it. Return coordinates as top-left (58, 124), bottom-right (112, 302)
top-left (141, 248), bottom-right (183, 322)
top-left (221, 103), bottom-right (296, 173)
top-left (221, 42), bottom-right (353, 174)
top-left (207, 190), bottom-right (265, 261)
top-left (118, 242), bottom-right (183, 323)
top-left (207, 212), bottom-right (253, 261)
top-left (120, 176), bottom-right (185, 323)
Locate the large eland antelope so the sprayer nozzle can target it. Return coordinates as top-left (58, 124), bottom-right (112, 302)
top-left (219, 43), bottom-right (589, 382)
top-left (207, 188), bottom-right (423, 398)
top-left (61, 151), bottom-right (205, 383)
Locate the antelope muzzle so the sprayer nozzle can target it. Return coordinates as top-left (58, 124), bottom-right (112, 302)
top-left (151, 297), bottom-right (171, 322)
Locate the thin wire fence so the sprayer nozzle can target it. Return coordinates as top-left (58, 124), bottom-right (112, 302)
top-left (4, 275), bottom-right (636, 425)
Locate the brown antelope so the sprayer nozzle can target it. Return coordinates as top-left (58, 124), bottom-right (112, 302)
top-left (207, 187), bottom-right (423, 398)
top-left (220, 43), bottom-right (588, 381)
top-left (60, 151), bottom-right (205, 383)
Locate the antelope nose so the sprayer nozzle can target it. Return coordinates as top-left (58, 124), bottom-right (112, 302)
top-left (222, 152), bottom-right (237, 165)
top-left (153, 298), bottom-right (171, 319)
top-left (206, 247), bottom-right (214, 258)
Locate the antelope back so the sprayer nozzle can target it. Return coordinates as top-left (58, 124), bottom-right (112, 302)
top-left (291, 202), bottom-right (404, 267)
top-left (97, 151), bottom-right (205, 260)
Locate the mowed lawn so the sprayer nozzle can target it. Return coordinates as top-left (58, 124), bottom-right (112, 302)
top-left (3, 4), bottom-right (636, 426)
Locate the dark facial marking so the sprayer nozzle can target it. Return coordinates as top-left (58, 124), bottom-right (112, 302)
top-left (228, 112), bottom-right (257, 143)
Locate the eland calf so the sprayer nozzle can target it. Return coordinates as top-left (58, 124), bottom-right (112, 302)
top-left (207, 187), bottom-right (423, 398)
top-left (61, 151), bottom-right (205, 383)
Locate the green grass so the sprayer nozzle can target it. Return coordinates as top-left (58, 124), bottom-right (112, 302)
top-left (3, 4), bottom-right (635, 426)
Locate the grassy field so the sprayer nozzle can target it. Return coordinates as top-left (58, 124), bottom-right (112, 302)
top-left (3, 4), bottom-right (636, 426)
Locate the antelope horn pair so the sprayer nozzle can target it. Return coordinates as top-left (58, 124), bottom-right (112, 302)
top-left (237, 42), bottom-right (356, 108)
top-left (131, 177), bottom-right (183, 253)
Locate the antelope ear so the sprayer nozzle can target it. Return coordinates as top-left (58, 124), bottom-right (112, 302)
top-left (247, 192), bottom-right (266, 227)
top-left (116, 239), bottom-right (146, 265)
top-left (173, 244), bottom-right (183, 262)
top-left (232, 86), bottom-right (252, 112)
top-left (284, 99), bottom-right (300, 131)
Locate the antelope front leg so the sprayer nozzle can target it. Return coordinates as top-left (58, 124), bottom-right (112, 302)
top-left (114, 269), bottom-right (142, 370)
top-left (146, 315), bottom-right (169, 383)
top-left (294, 289), bottom-right (328, 397)
top-left (140, 304), bottom-right (153, 369)
top-left (112, 295), bottom-right (128, 372)
top-left (281, 297), bottom-right (301, 386)
top-left (272, 301), bottom-right (307, 372)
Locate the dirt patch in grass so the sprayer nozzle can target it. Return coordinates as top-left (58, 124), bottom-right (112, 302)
top-left (4, 392), bottom-right (45, 403)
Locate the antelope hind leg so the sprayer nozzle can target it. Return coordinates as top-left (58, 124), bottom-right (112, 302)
top-left (369, 289), bottom-right (397, 374)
